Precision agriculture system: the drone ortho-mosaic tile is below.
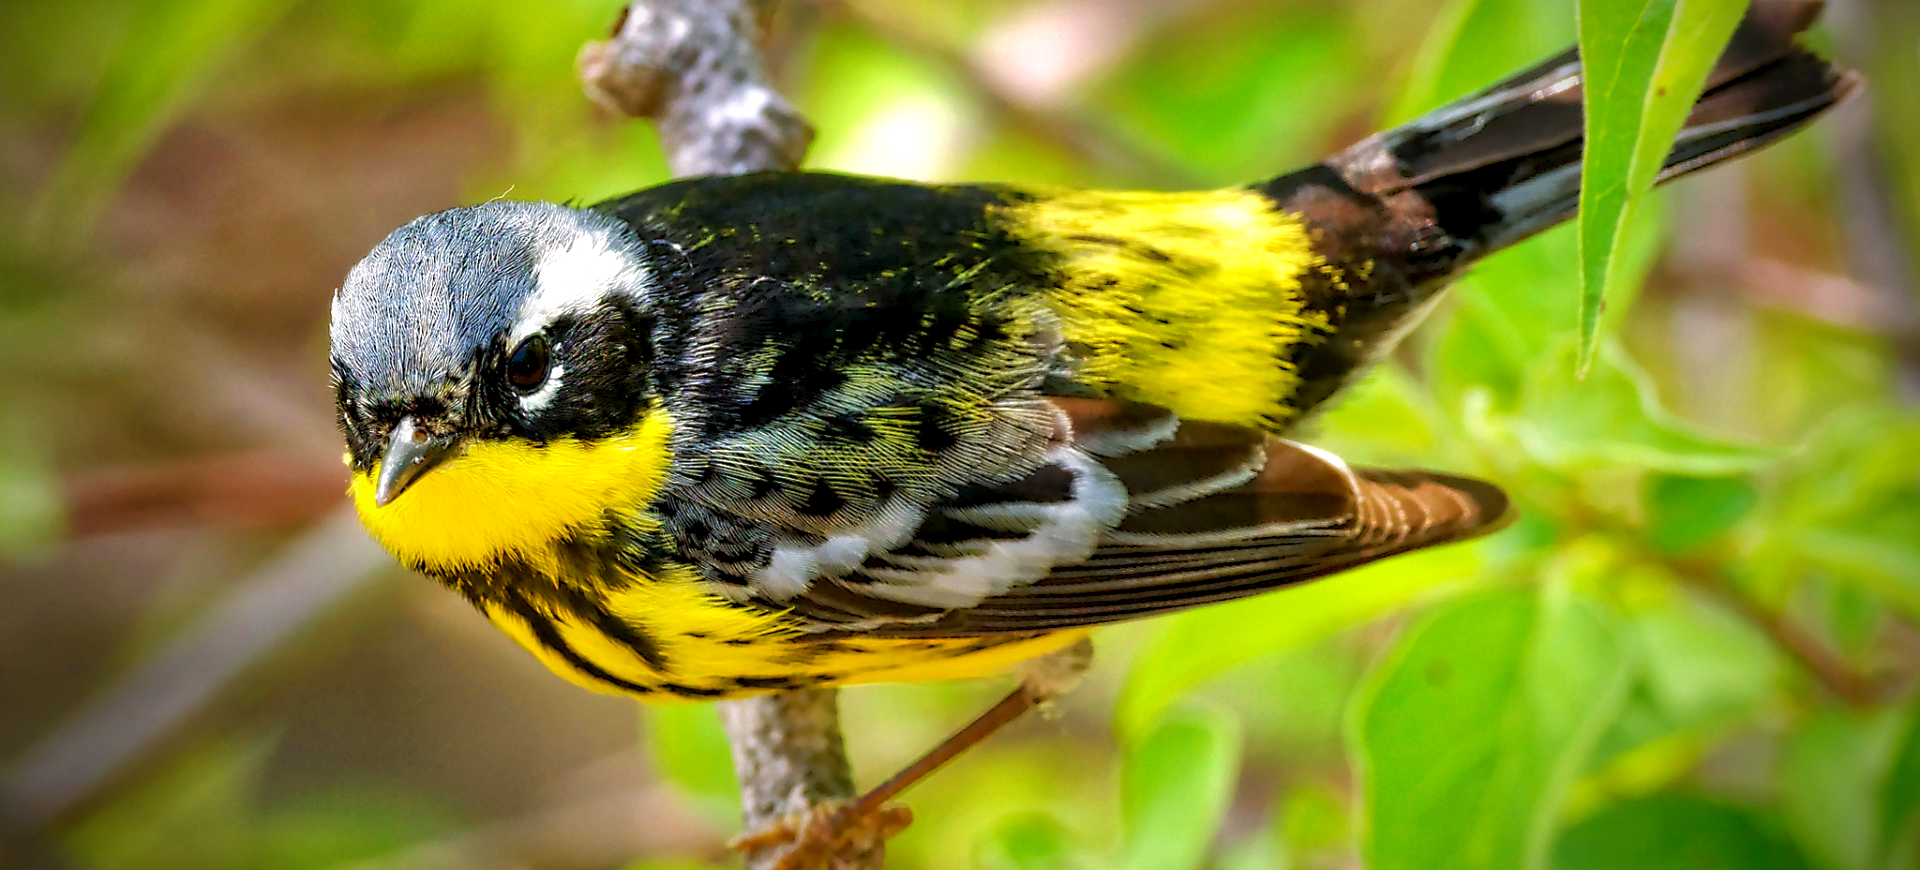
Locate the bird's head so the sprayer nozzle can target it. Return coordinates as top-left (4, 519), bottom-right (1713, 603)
top-left (329, 201), bottom-right (672, 572)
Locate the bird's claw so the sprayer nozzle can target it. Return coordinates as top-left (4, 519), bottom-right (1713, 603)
top-left (729, 800), bottom-right (913, 870)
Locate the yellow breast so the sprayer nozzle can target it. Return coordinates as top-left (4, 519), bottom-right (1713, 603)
top-left (348, 410), bottom-right (675, 571)
top-left (480, 560), bottom-right (1085, 700)
top-left (346, 408), bottom-right (1078, 701)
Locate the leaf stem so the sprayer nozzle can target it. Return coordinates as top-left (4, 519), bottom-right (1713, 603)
top-left (1670, 557), bottom-right (1879, 709)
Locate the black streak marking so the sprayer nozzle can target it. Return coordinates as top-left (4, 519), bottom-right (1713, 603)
top-left (801, 479), bottom-right (847, 517)
top-left (508, 596), bottom-right (659, 695)
top-left (570, 591), bottom-right (671, 674)
top-left (660, 683), bottom-right (728, 698)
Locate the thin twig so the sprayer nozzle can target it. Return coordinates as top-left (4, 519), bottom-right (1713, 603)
top-left (579, 4), bottom-right (873, 869)
top-left (1671, 557), bottom-right (1880, 708)
top-left (1566, 503), bottom-right (1881, 708)
top-left (61, 450), bottom-right (345, 538)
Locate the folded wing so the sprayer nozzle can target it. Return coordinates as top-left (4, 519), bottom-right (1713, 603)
top-left (771, 398), bottom-right (1510, 637)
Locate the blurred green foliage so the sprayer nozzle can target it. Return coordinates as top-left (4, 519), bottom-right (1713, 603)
top-left (1354, 588), bottom-right (1630, 870)
top-left (2, 1), bottom-right (1917, 869)
top-left (63, 735), bottom-right (457, 870)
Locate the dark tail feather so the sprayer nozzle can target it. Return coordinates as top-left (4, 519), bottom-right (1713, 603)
top-left (1311, 0), bottom-right (1857, 272)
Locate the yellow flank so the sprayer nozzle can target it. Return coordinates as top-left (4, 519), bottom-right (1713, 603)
top-left (483, 605), bottom-right (626, 695)
top-left (487, 563), bottom-right (1087, 700)
top-left (349, 409), bottom-right (674, 570)
top-left (830, 631), bottom-right (1090, 687)
top-left (996, 188), bottom-right (1326, 429)
top-left (601, 564), bottom-right (801, 672)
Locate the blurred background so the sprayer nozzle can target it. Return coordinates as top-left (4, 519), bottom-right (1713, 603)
top-left (1, 0), bottom-right (1917, 868)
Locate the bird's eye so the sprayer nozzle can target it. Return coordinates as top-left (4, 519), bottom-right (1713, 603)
top-left (506, 335), bottom-right (551, 393)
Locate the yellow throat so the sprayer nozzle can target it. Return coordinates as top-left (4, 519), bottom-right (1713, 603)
top-left (348, 410), bottom-right (675, 571)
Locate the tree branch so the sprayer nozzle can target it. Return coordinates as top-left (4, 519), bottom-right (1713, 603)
top-left (1671, 557), bottom-right (1881, 708)
top-left (580, 5), bottom-right (873, 869)
top-left (581, 0), bottom-right (812, 177)
top-left (60, 450), bottom-right (345, 538)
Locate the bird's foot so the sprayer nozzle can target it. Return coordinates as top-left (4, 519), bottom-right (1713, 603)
top-left (728, 800), bottom-right (913, 870)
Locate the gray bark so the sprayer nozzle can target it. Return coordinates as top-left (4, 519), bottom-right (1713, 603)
top-left (580, 5), bottom-right (873, 869)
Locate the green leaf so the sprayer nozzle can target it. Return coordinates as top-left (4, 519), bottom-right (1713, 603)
top-left (1822, 582), bottom-right (1887, 656)
top-left (1553, 792), bottom-right (1811, 870)
top-left (1433, 286), bottom-right (1537, 409)
top-left (1771, 409), bottom-right (1920, 522)
top-left (1119, 707), bottom-right (1243, 870)
top-left (1790, 507), bottom-right (1920, 625)
top-left (251, 791), bottom-right (457, 870)
top-left (1882, 699), bottom-right (1920, 870)
top-left (1310, 362), bottom-right (1448, 467)
top-left (1099, 3), bottom-right (1362, 182)
top-left (1431, 210), bottom-right (1666, 410)
top-left (1513, 342), bottom-right (1779, 475)
top-left (1115, 543), bottom-right (1493, 743)
top-left (1352, 587), bottom-right (1630, 870)
top-left (1756, 409), bottom-right (1920, 620)
top-left (645, 704), bottom-right (740, 821)
top-left (1575, 585), bottom-right (1782, 808)
top-left (1629, 591), bottom-right (1778, 730)
top-left (1279, 778), bottom-right (1354, 855)
top-left (1781, 708), bottom-right (1904, 870)
top-left (1575, 0), bottom-right (1676, 368)
top-left (1643, 474), bottom-right (1759, 554)
top-left (1387, 0), bottom-right (1567, 124)
top-left (973, 812), bottom-right (1082, 870)
top-left (1575, 0), bottom-right (1749, 369)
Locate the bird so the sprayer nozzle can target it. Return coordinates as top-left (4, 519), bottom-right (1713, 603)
top-left (328, 2), bottom-right (1852, 865)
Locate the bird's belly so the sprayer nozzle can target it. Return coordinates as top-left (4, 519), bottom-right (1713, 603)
top-left (815, 631), bottom-right (1091, 689)
top-left (479, 592), bottom-right (1088, 702)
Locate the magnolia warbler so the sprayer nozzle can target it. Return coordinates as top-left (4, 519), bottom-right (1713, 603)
top-left (329, 2), bottom-right (1851, 864)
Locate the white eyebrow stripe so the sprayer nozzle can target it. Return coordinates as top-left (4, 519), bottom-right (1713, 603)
top-left (510, 229), bottom-right (646, 345)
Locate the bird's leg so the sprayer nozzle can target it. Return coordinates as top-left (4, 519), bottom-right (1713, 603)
top-left (726, 690), bottom-right (1034, 868)
top-left (730, 640), bottom-right (1095, 870)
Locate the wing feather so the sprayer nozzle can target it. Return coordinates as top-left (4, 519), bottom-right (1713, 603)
top-left (766, 399), bottom-right (1510, 637)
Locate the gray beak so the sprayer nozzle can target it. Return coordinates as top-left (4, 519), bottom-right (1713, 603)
top-left (375, 416), bottom-right (460, 507)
